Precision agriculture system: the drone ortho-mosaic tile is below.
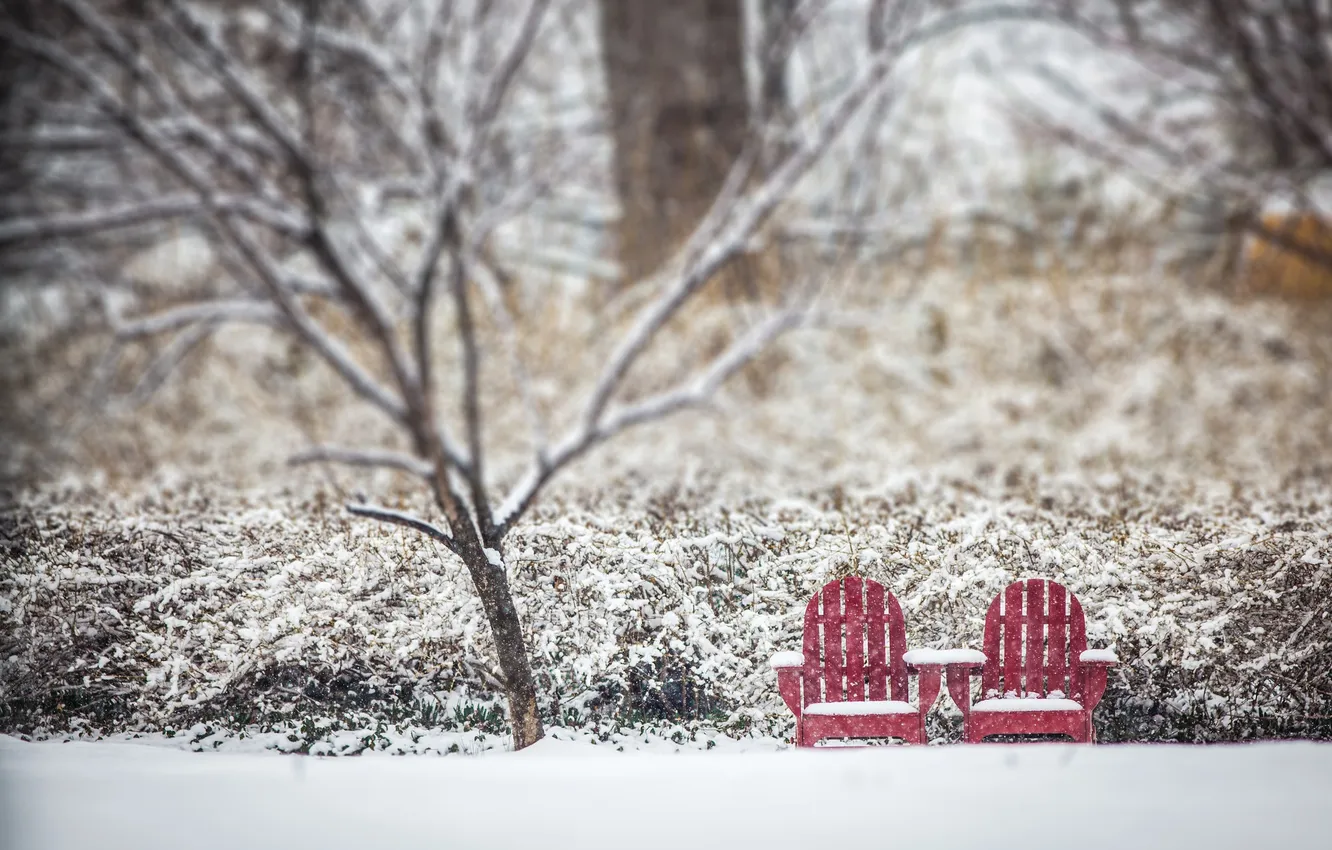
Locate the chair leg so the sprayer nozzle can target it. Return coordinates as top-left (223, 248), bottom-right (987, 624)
top-left (799, 722), bottom-right (821, 748)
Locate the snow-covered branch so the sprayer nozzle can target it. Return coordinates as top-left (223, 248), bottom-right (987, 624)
top-left (471, 0), bottom-right (553, 134)
top-left (4, 18), bottom-right (412, 424)
top-left (494, 308), bottom-right (808, 535)
top-left (111, 300), bottom-right (283, 339)
top-left (605, 309), bottom-right (806, 433)
top-left (0, 195), bottom-right (306, 247)
top-left (345, 503), bottom-right (458, 555)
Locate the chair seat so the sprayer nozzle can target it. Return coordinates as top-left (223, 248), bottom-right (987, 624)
top-left (804, 699), bottom-right (916, 717)
top-left (972, 697), bottom-right (1083, 713)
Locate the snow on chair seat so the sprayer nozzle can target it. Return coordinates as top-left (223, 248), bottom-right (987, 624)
top-left (972, 697), bottom-right (1083, 713)
top-left (804, 700), bottom-right (917, 717)
top-left (770, 577), bottom-right (945, 746)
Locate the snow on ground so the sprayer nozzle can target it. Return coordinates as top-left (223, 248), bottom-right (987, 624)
top-left (2, 735), bottom-right (1330, 850)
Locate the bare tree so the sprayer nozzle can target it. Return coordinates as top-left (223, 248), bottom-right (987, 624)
top-left (1, 0), bottom-right (1017, 749)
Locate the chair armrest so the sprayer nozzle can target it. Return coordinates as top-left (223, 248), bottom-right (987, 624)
top-left (1079, 649), bottom-right (1118, 665)
top-left (775, 668), bottom-right (803, 717)
top-left (771, 653), bottom-right (804, 717)
top-left (1078, 649), bottom-right (1118, 711)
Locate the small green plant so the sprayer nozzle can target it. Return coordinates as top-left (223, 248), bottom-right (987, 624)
top-left (450, 702), bottom-right (506, 735)
top-left (360, 719), bottom-right (390, 752)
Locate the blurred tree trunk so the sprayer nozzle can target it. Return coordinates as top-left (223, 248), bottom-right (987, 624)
top-left (759, 0), bottom-right (796, 171)
top-left (599, 0), bottom-right (750, 284)
top-left (759, 0), bottom-right (795, 124)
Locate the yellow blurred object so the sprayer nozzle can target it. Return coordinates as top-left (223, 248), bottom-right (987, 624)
top-left (1243, 213), bottom-right (1332, 299)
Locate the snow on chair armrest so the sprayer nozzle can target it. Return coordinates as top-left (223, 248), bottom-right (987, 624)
top-left (769, 651), bottom-right (806, 669)
top-left (1079, 648), bottom-right (1119, 664)
top-left (902, 648), bottom-right (987, 667)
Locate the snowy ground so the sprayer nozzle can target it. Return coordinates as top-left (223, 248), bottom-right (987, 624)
top-left (3, 735), bottom-right (1330, 850)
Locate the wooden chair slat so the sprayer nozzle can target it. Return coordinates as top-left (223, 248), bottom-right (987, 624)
top-left (843, 577), bottom-right (866, 702)
top-left (887, 592), bottom-right (908, 701)
top-left (822, 580), bottom-right (845, 702)
top-left (1002, 582), bottom-right (1023, 696)
top-left (1069, 594), bottom-right (1088, 703)
top-left (1024, 578), bottom-right (1045, 696)
top-left (1046, 581), bottom-right (1068, 696)
top-left (981, 595), bottom-right (1002, 697)
top-left (802, 594), bottom-right (822, 708)
top-left (865, 581), bottom-right (888, 701)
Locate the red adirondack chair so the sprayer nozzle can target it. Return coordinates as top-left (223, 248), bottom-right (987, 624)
top-left (770, 577), bottom-right (944, 746)
top-left (942, 578), bottom-right (1118, 743)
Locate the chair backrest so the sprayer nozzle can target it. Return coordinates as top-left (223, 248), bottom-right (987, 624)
top-left (981, 578), bottom-right (1088, 701)
top-left (801, 577), bottom-right (908, 707)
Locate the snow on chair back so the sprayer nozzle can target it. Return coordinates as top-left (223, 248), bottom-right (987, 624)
top-left (801, 577), bottom-right (908, 708)
top-left (981, 578), bottom-right (1088, 701)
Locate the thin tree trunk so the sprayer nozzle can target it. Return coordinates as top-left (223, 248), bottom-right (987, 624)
top-left (599, 0), bottom-right (749, 285)
top-left (465, 546), bottom-right (544, 750)
top-left (429, 456), bottom-right (544, 749)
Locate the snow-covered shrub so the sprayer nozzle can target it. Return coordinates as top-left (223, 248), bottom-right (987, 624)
top-left (3, 476), bottom-right (1329, 745)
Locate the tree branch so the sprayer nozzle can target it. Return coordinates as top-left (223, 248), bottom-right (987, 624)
top-left (111, 299), bottom-right (283, 339)
top-left (121, 323), bottom-right (214, 408)
top-left (0, 194), bottom-right (305, 247)
top-left (345, 503), bottom-right (458, 556)
top-left (448, 217), bottom-right (495, 542)
top-left (470, 0), bottom-right (553, 133)
top-left (3, 24), bottom-right (411, 424)
top-left (494, 307), bottom-right (808, 535)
